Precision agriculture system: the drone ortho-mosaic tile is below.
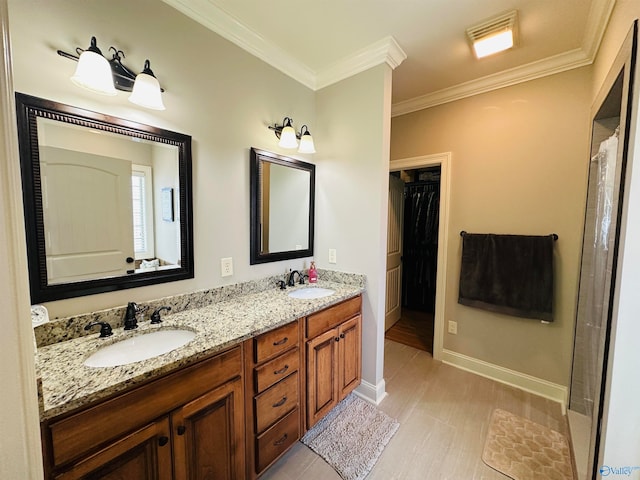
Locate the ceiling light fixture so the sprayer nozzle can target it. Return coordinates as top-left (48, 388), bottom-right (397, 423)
top-left (467, 10), bottom-right (518, 59)
top-left (268, 117), bottom-right (316, 153)
top-left (58, 36), bottom-right (166, 110)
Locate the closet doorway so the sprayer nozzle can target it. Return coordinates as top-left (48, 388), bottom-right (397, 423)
top-left (385, 153), bottom-right (451, 360)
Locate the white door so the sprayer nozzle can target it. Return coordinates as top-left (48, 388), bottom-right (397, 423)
top-left (385, 174), bottom-right (404, 330)
top-left (40, 146), bottom-right (134, 284)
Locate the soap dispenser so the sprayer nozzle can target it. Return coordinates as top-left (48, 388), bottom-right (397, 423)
top-left (308, 261), bottom-right (318, 283)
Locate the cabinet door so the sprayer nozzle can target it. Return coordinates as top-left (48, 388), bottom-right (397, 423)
top-left (338, 315), bottom-right (362, 400)
top-left (172, 376), bottom-right (245, 480)
top-left (54, 419), bottom-right (172, 480)
top-left (306, 328), bottom-right (339, 429)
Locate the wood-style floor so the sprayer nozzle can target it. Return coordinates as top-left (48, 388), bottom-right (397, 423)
top-left (261, 339), bottom-right (569, 480)
top-left (385, 308), bottom-right (434, 353)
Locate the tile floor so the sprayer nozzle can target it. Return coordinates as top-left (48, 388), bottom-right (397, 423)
top-left (261, 339), bottom-right (570, 480)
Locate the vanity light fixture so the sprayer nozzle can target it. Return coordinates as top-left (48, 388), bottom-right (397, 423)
top-left (58, 36), bottom-right (165, 110)
top-left (467, 10), bottom-right (518, 59)
top-left (268, 117), bottom-right (316, 153)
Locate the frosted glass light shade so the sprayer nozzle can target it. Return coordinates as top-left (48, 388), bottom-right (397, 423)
top-left (71, 50), bottom-right (117, 96)
top-left (298, 131), bottom-right (316, 154)
top-left (129, 72), bottom-right (165, 110)
top-left (473, 29), bottom-right (513, 58)
top-left (278, 124), bottom-right (298, 148)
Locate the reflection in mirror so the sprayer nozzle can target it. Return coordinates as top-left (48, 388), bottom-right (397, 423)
top-left (16, 93), bottom-right (194, 303)
top-left (250, 148), bottom-right (315, 264)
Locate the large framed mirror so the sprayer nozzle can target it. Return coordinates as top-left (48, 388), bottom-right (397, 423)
top-left (250, 147), bottom-right (315, 264)
top-left (16, 93), bottom-right (194, 303)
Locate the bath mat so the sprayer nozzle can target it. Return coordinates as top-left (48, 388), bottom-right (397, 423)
top-left (301, 393), bottom-right (399, 480)
top-left (482, 409), bottom-right (574, 480)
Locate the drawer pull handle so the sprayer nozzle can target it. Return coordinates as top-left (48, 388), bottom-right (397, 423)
top-left (274, 364), bottom-right (289, 375)
top-left (158, 436), bottom-right (169, 447)
top-left (177, 425), bottom-right (186, 436)
top-left (273, 433), bottom-right (288, 446)
top-left (272, 396), bottom-right (287, 408)
top-left (273, 337), bottom-right (288, 346)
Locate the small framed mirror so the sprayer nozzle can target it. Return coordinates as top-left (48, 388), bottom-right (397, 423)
top-left (250, 147), bottom-right (315, 264)
top-left (16, 93), bottom-right (194, 303)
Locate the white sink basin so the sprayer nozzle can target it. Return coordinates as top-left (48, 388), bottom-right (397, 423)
top-left (288, 287), bottom-right (335, 299)
top-left (84, 329), bottom-right (196, 368)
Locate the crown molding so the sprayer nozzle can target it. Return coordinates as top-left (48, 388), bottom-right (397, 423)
top-left (392, 48), bottom-right (592, 116)
top-left (163, 0), bottom-right (614, 111)
top-left (162, 0), bottom-right (317, 89)
top-left (392, 0), bottom-right (616, 116)
top-left (581, 0), bottom-right (617, 59)
top-left (162, 0), bottom-right (405, 91)
top-left (316, 36), bottom-right (407, 90)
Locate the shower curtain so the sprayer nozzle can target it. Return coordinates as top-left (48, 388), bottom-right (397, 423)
top-left (573, 128), bottom-right (618, 416)
top-left (402, 182), bottom-right (440, 312)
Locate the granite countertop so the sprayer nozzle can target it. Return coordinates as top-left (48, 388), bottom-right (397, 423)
top-left (36, 280), bottom-right (364, 421)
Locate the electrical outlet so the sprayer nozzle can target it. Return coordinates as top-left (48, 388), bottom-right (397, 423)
top-left (221, 257), bottom-right (233, 277)
top-left (448, 320), bottom-right (458, 335)
top-left (329, 248), bottom-right (337, 264)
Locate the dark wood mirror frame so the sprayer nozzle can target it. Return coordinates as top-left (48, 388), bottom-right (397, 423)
top-left (250, 147), bottom-right (315, 264)
top-left (15, 93), bottom-right (194, 303)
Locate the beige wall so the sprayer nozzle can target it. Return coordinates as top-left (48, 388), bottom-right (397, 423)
top-left (391, 67), bottom-right (592, 386)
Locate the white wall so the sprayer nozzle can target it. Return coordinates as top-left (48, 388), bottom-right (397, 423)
top-left (0, 0), bottom-right (44, 476)
top-left (3, 0), bottom-right (395, 474)
top-left (315, 64), bottom-right (393, 401)
top-left (8, 0), bottom-right (317, 318)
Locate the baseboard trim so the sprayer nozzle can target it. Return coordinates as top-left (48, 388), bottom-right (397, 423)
top-left (355, 379), bottom-right (387, 405)
top-left (441, 349), bottom-right (568, 412)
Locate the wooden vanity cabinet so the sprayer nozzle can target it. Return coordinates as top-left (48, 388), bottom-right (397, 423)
top-left (42, 346), bottom-right (245, 480)
top-left (244, 320), bottom-right (303, 479)
top-left (306, 295), bottom-right (362, 429)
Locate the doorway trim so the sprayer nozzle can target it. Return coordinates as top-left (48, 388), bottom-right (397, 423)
top-left (389, 152), bottom-right (451, 361)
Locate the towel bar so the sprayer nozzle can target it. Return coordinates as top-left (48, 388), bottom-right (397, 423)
top-left (459, 231), bottom-right (558, 241)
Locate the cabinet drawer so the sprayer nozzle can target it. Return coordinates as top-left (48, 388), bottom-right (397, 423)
top-left (254, 372), bottom-right (298, 434)
top-left (254, 347), bottom-right (299, 394)
top-left (254, 322), bottom-right (298, 363)
top-left (306, 296), bottom-right (361, 339)
top-left (255, 407), bottom-right (300, 473)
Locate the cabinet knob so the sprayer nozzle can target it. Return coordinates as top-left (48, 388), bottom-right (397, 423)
top-left (273, 433), bottom-right (288, 446)
top-left (158, 436), bottom-right (169, 447)
top-left (272, 396), bottom-right (287, 408)
top-left (340, 333), bottom-right (345, 339)
top-left (177, 425), bottom-right (186, 436)
top-left (273, 337), bottom-right (288, 346)
top-left (335, 337), bottom-right (340, 342)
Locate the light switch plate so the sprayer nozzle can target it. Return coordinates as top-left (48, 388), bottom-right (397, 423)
top-left (329, 248), bottom-right (337, 264)
top-left (221, 257), bottom-right (233, 277)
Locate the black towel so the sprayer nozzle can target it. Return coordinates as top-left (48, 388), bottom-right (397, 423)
top-left (458, 234), bottom-right (554, 321)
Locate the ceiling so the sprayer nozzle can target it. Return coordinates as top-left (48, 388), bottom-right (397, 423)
top-left (163, 0), bottom-right (614, 115)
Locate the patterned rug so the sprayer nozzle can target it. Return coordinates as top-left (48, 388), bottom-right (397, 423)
top-left (301, 393), bottom-right (399, 480)
top-left (482, 409), bottom-right (574, 480)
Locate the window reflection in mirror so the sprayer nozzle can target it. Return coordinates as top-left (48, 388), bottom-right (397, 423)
top-left (37, 118), bottom-right (181, 285)
top-left (250, 148), bottom-right (315, 264)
